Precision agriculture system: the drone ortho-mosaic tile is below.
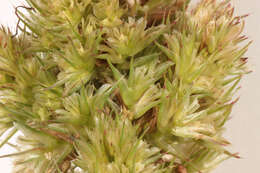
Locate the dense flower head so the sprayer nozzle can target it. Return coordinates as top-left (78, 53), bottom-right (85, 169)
top-left (0, 0), bottom-right (250, 173)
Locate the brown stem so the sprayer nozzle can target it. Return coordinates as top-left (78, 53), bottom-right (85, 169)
top-left (12, 5), bottom-right (35, 38)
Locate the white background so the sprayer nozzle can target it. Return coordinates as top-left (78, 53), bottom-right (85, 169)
top-left (0, 0), bottom-right (259, 172)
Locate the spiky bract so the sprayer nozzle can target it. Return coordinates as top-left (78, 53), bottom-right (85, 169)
top-left (0, 0), bottom-right (250, 173)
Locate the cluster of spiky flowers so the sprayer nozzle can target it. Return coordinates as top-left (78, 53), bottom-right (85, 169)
top-left (0, 0), bottom-right (251, 172)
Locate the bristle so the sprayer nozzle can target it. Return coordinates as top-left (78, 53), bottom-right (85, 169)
top-left (0, 0), bottom-right (251, 173)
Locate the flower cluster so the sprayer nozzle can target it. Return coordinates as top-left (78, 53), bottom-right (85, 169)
top-left (0, 0), bottom-right (250, 173)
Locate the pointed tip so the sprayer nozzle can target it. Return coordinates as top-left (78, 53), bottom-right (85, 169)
top-left (241, 13), bottom-right (251, 19)
top-left (231, 97), bottom-right (240, 105)
top-left (232, 152), bottom-right (241, 159)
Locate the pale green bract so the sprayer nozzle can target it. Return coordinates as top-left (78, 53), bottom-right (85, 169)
top-left (0, 0), bottom-right (250, 172)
